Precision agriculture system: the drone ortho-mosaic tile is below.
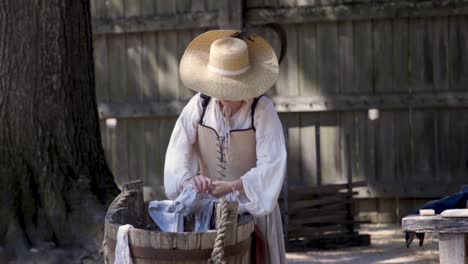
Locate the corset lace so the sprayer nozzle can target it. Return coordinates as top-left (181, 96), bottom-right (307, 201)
top-left (216, 136), bottom-right (228, 180)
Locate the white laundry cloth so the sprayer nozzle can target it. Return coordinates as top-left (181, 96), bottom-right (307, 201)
top-left (195, 199), bottom-right (216, 232)
top-left (114, 224), bottom-right (133, 264)
top-left (148, 200), bottom-right (184, 232)
top-left (149, 186), bottom-right (217, 232)
top-left (174, 186), bottom-right (199, 216)
top-left (441, 209), bottom-right (468, 217)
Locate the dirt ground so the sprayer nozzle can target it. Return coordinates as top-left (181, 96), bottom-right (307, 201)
top-left (4, 224), bottom-right (437, 264)
top-left (286, 224), bottom-right (439, 264)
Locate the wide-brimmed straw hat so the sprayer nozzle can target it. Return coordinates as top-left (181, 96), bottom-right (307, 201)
top-left (179, 30), bottom-right (279, 101)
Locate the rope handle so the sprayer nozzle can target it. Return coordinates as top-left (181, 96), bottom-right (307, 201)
top-left (208, 198), bottom-right (232, 264)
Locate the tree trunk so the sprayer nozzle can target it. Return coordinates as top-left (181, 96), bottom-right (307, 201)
top-left (0, 0), bottom-right (119, 261)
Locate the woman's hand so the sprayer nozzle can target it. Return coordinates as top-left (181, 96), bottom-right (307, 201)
top-left (210, 181), bottom-right (233, 198)
top-left (192, 175), bottom-right (213, 193)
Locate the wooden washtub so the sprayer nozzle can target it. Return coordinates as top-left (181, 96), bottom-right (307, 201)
top-left (103, 181), bottom-right (254, 264)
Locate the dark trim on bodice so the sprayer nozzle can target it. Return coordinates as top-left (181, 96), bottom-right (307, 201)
top-left (198, 94), bottom-right (263, 133)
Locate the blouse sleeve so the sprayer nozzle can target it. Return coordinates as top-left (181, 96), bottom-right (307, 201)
top-left (240, 96), bottom-right (287, 216)
top-left (164, 93), bottom-right (202, 200)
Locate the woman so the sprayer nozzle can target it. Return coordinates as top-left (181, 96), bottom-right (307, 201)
top-left (164, 29), bottom-right (287, 263)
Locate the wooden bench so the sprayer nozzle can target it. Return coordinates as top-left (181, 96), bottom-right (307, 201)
top-left (403, 214), bottom-right (468, 264)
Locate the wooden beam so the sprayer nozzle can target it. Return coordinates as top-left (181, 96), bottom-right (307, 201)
top-left (246, 1), bottom-right (468, 25)
top-left (98, 100), bottom-right (187, 118)
top-left (273, 92), bottom-right (468, 112)
top-left (92, 11), bottom-right (218, 34)
top-left (98, 92), bottom-right (468, 118)
top-left (439, 233), bottom-right (466, 264)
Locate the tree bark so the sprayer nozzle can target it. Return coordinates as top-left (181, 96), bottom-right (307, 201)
top-left (0, 0), bottom-right (119, 261)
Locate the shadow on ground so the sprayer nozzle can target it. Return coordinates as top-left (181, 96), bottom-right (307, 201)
top-left (286, 224), bottom-right (438, 264)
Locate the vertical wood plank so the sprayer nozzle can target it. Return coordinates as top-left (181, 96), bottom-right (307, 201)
top-left (156, 1), bottom-right (178, 100)
top-left (107, 0), bottom-right (126, 100)
top-left (131, 120), bottom-right (146, 182)
top-left (300, 113), bottom-right (318, 185)
top-left (448, 16), bottom-right (468, 91)
top-left (280, 113), bottom-right (302, 185)
top-left (124, 0), bottom-right (143, 101)
top-left (124, 0), bottom-right (142, 182)
top-left (201, 233), bottom-right (215, 249)
top-left (298, 23), bottom-right (318, 186)
top-left (176, 2), bottom-right (197, 101)
top-left (392, 18), bottom-right (412, 196)
top-left (317, 22), bottom-right (339, 95)
top-left (269, 25), bottom-right (302, 184)
top-left (149, 232), bottom-right (161, 263)
top-left (130, 230), bottom-right (152, 264)
top-left (353, 21), bottom-right (373, 93)
top-left (139, 0), bottom-right (159, 189)
top-left (218, 0), bottom-right (243, 29)
top-left (277, 25), bottom-right (299, 97)
top-left (392, 19), bottom-right (410, 94)
top-left (444, 110), bottom-right (468, 183)
top-left (154, 1), bottom-right (178, 189)
top-left (432, 17), bottom-right (450, 184)
top-left (439, 233), bottom-right (466, 264)
top-left (409, 18), bottom-right (433, 92)
top-left (353, 21), bottom-right (375, 189)
top-left (374, 110), bottom-right (394, 192)
top-left (355, 112), bottom-right (375, 188)
top-left (145, 119), bottom-right (162, 193)
top-left (338, 21), bottom-right (356, 186)
top-left (92, 1), bottom-right (109, 102)
top-left (159, 234), bottom-right (175, 264)
top-left (115, 119), bottom-right (129, 185)
top-left (436, 108), bottom-right (451, 184)
top-left (341, 112), bottom-right (360, 182)
top-left (392, 111), bottom-right (411, 195)
top-left (432, 17), bottom-right (449, 92)
top-left (338, 21), bottom-right (354, 94)
top-left (264, 26), bottom-right (281, 97)
top-left (447, 17), bottom-right (468, 186)
top-left (107, 0), bottom-right (129, 185)
top-left (318, 113), bottom-right (343, 184)
top-left (140, 0), bottom-right (159, 100)
top-left (298, 23), bottom-right (318, 96)
top-left (409, 18), bottom-right (436, 185)
top-left (373, 20), bottom-right (393, 93)
top-left (124, 0), bottom-right (146, 183)
top-left (373, 20), bottom-right (395, 189)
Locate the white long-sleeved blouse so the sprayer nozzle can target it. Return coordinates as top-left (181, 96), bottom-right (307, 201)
top-left (164, 93), bottom-right (287, 216)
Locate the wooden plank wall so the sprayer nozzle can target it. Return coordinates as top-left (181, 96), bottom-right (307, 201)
top-left (91, 0), bottom-right (468, 201)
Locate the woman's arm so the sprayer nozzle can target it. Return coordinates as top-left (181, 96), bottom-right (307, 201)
top-left (164, 93), bottom-right (203, 199)
top-left (240, 97), bottom-right (287, 216)
top-left (210, 178), bottom-right (244, 198)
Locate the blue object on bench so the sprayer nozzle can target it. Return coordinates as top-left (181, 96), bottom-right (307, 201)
top-left (406, 189), bottom-right (468, 247)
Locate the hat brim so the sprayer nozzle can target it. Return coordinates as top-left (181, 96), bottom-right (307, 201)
top-left (179, 30), bottom-right (279, 101)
